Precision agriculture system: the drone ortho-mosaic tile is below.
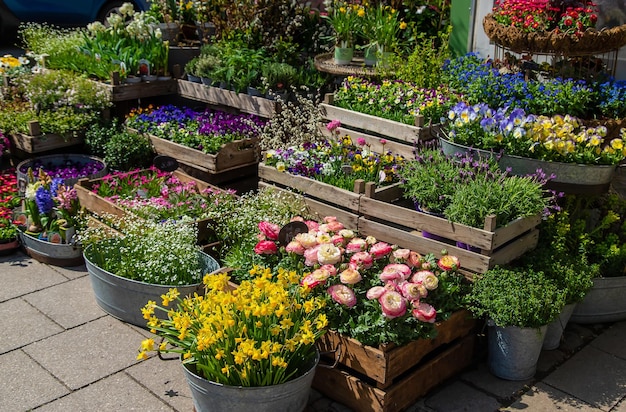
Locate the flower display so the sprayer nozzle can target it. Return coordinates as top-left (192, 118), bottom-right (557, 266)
top-left (334, 76), bottom-right (459, 126)
top-left (322, 0), bottom-right (364, 46)
top-left (264, 122), bottom-right (404, 190)
top-left (125, 105), bottom-right (266, 155)
top-left (138, 265), bottom-right (328, 386)
top-left (360, 3), bottom-right (407, 52)
top-left (0, 54), bottom-right (30, 77)
top-left (491, 0), bottom-right (598, 36)
top-left (445, 101), bottom-right (626, 165)
top-left (19, 169), bottom-right (80, 243)
top-left (243, 216), bottom-right (467, 346)
top-left (0, 170), bottom-right (20, 241)
top-left (19, 158), bottom-right (105, 181)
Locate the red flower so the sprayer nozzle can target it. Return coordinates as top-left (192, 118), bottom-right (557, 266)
top-left (254, 240), bottom-right (278, 255)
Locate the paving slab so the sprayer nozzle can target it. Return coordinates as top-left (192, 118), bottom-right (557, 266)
top-left (23, 317), bottom-right (146, 390)
top-left (0, 349), bottom-right (69, 411)
top-left (126, 354), bottom-right (194, 411)
top-left (35, 371), bottom-right (174, 412)
top-left (424, 380), bottom-right (500, 411)
top-left (460, 363), bottom-right (532, 401)
top-left (0, 252), bottom-right (69, 302)
top-left (0, 298), bottom-right (64, 354)
top-left (590, 321), bottom-right (626, 359)
top-left (503, 382), bottom-right (603, 411)
top-left (49, 262), bottom-right (88, 280)
top-left (23, 276), bottom-right (106, 329)
top-left (543, 345), bottom-right (626, 411)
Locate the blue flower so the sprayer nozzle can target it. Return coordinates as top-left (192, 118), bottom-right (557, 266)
top-left (35, 186), bottom-right (54, 214)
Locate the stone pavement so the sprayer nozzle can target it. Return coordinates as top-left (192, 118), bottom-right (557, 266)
top-left (2, 249), bottom-right (626, 412)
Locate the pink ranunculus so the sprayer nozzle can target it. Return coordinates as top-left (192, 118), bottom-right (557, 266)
top-left (295, 232), bottom-right (318, 248)
top-left (346, 238), bottom-right (367, 253)
top-left (318, 243), bottom-right (342, 265)
top-left (324, 216), bottom-right (338, 223)
top-left (258, 221), bottom-right (280, 241)
top-left (392, 248), bottom-right (411, 262)
top-left (421, 261), bottom-right (433, 270)
top-left (438, 255), bottom-right (460, 271)
top-left (366, 285), bottom-right (386, 300)
top-left (338, 229), bottom-right (355, 240)
top-left (370, 242), bottom-right (393, 259)
top-left (378, 290), bottom-right (407, 319)
top-left (304, 220), bottom-right (320, 231)
top-left (301, 268), bottom-right (331, 288)
top-left (401, 281), bottom-right (427, 300)
top-left (407, 251), bottom-right (422, 268)
top-left (412, 270), bottom-right (439, 290)
top-left (365, 235), bottom-right (377, 245)
top-left (331, 234), bottom-right (346, 246)
top-left (290, 216), bottom-right (305, 222)
top-left (349, 251), bottom-right (373, 270)
top-left (254, 240), bottom-right (278, 255)
top-left (380, 264), bottom-right (412, 281)
top-left (339, 267), bottom-right (362, 284)
top-left (356, 137), bottom-right (366, 146)
top-left (316, 231), bottom-right (332, 244)
top-left (285, 240), bottom-right (305, 255)
top-left (326, 120), bottom-right (341, 132)
top-left (320, 264), bottom-right (338, 276)
top-left (328, 284), bottom-right (357, 307)
top-left (412, 302), bottom-right (437, 323)
top-left (304, 245), bottom-right (321, 266)
top-left (326, 220), bottom-right (345, 232)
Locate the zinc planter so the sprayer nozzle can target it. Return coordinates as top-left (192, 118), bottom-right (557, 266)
top-left (0, 238), bottom-right (20, 256)
top-left (487, 321), bottom-right (547, 380)
top-left (182, 350), bottom-right (319, 412)
top-left (543, 303), bottom-right (577, 350)
top-left (19, 230), bottom-right (83, 266)
top-left (84, 247), bottom-right (219, 327)
top-left (570, 276), bottom-right (626, 324)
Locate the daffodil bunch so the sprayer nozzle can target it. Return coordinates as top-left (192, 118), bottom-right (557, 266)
top-left (361, 3), bottom-right (407, 52)
top-left (323, 0), bottom-right (364, 46)
top-left (139, 266), bottom-right (328, 386)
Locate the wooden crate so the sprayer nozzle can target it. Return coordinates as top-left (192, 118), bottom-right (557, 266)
top-left (99, 73), bottom-right (178, 102)
top-left (316, 310), bottom-right (476, 388)
top-left (177, 79), bottom-right (277, 118)
top-left (358, 183), bottom-right (541, 275)
top-left (319, 93), bottom-right (440, 146)
top-left (146, 133), bottom-right (260, 174)
top-left (9, 121), bottom-right (83, 154)
top-left (313, 333), bottom-right (478, 412)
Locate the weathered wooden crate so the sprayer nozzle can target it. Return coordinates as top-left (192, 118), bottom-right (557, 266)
top-left (9, 121), bottom-right (83, 154)
top-left (358, 183), bottom-right (541, 275)
top-left (319, 93), bottom-right (440, 146)
top-left (177, 79), bottom-right (277, 118)
top-left (313, 315), bottom-right (479, 412)
top-left (98, 73), bottom-right (178, 102)
top-left (74, 170), bottom-right (220, 245)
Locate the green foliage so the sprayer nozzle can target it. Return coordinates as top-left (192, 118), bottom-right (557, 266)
top-left (395, 28), bottom-right (451, 89)
top-left (85, 121), bottom-right (154, 171)
top-left (467, 266), bottom-right (566, 328)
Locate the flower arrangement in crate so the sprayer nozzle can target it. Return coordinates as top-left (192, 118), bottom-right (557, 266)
top-left (16, 169), bottom-right (80, 244)
top-left (138, 265), bottom-right (328, 386)
top-left (264, 121), bottom-right (404, 191)
top-left (444, 101), bottom-right (626, 166)
top-left (125, 104), bottom-right (266, 155)
top-left (232, 216), bottom-right (468, 347)
top-left (334, 75), bottom-right (460, 126)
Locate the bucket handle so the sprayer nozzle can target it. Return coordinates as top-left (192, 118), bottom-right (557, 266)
top-left (317, 342), bottom-right (342, 369)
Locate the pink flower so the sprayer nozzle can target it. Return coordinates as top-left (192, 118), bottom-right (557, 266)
top-left (356, 137), bottom-right (366, 146)
top-left (437, 255), bottom-right (460, 271)
top-left (326, 220), bottom-right (345, 232)
top-left (323, 216), bottom-right (338, 223)
top-left (400, 281), bottom-right (427, 300)
top-left (295, 232), bottom-right (318, 248)
top-left (412, 270), bottom-right (439, 290)
top-left (328, 284), bottom-right (357, 307)
top-left (380, 264), bottom-right (412, 281)
top-left (320, 264), bottom-right (338, 276)
top-left (326, 120), bottom-right (341, 132)
top-left (302, 268), bottom-right (331, 288)
top-left (254, 240), bottom-right (278, 255)
top-left (407, 251), bottom-right (422, 268)
top-left (339, 267), bottom-right (362, 284)
top-left (379, 290), bottom-right (407, 319)
top-left (366, 286), bottom-right (386, 300)
top-left (370, 242), bottom-right (393, 259)
top-left (380, 138), bottom-right (387, 145)
top-left (412, 302), bottom-right (437, 323)
top-left (258, 221), bottom-right (280, 240)
top-left (304, 245), bottom-right (321, 266)
top-left (349, 251), bottom-right (373, 270)
top-left (285, 240), bottom-right (305, 255)
top-left (317, 243), bottom-right (342, 265)
top-left (391, 248), bottom-right (411, 262)
top-left (304, 220), bottom-right (320, 231)
top-left (331, 234), bottom-right (346, 246)
top-left (346, 238), bottom-right (367, 253)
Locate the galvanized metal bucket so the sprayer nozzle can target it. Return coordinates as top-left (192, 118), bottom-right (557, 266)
top-left (570, 276), bottom-right (626, 324)
top-left (487, 322), bottom-right (547, 381)
top-left (182, 350), bottom-right (319, 412)
top-left (19, 231), bottom-right (83, 266)
top-left (543, 303), bottom-right (577, 350)
top-left (84, 246), bottom-right (219, 328)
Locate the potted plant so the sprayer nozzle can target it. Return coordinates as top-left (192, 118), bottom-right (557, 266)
top-left (466, 266), bottom-right (566, 380)
top-left (322, 0), bottom-right (363, 64)
top-left (195, 54), bottom-right (221, 86)
top-left (184, 56), bottom-right (200, 82)
top-left (0, 217), bottom-right (19, 255)
top-left (137, 264), bottom-right (327, 412)
top-left (261, 62), bottom-right (297, 99)
top-left (360, 3), bottom-right (407, 66)
top-left (80, 216), bottom-right (220, 327)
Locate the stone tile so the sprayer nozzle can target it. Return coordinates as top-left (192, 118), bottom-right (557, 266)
top-left (611, 397), bottom-right (626, 412)
top-left (536, 349), bottom-right (567, 375)
top-left (590, 321), bottom-right (626, 359)
top-left (0, 349), bottom-right (69, 411)
top-left (0, 298), bottom-right (63, 354)
top-left (49, 263), bottom-right (88, 280)
top-left (460, 364), bottom-right (532, 401)
top-left (23, 276), bottom-right (106, 329)
top-left (543, 345), bottom-right (626, 411)
top-left (0, 255), bottom-right (68, 302)
top-left (36, 371), bottom-right (174, 411)
top-left (126, 355), bottom-right (193, 411)
top-left (23, 317), bottom-right (146, 390)
top-left (424, 381), bottom-right (500, 412)
top-left (503, 382), bottom-right (603, 411)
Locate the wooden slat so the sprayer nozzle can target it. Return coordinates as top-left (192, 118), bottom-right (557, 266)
top-left (177, 79), bottom-right (276, 118)
top-left (489, 228), bottom-right (540, 266)
top-left (319, 124), bottom-right (419, 160)
top-left (100, 78), bottom-right (178, 101)
top-left (10, 133), bottom-right (83, 153)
